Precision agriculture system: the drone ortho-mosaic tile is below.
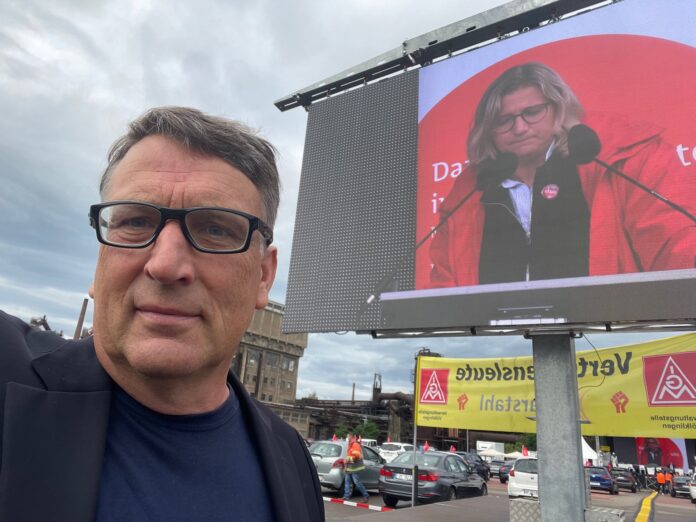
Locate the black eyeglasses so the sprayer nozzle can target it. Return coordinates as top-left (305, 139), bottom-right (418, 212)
top-left (492, 103), bottom-right (551, 133)
top-left (89, 201), bottom-right (273, 254)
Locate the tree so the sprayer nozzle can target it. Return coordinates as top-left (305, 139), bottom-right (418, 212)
top-left (353, 420), bottom-right (379, 440)
top-left (335, 425), bottom-right (350, 438)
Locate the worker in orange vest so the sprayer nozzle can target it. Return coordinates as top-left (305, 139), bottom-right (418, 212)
top-left (656, 469), bottom-right (666, 494)
top-left (665, 470), bottom-right (673, 494)
top-left (343, 432), bottom-right (370, 503)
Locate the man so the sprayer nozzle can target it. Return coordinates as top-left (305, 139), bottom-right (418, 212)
top-left (344, 432), bottom-right (370, 503)
top-left (430, 62), bottom-right (696, 287)
top-left (656, 469), bottom-right (666, 494)
top-left (0, 107), bottom-right (324, 522)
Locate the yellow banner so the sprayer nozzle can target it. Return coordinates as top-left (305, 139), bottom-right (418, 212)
top-left (415, 334), bottom-right (696, 437)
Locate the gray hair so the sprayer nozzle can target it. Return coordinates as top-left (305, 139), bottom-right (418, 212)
top-left (100, 106), bottom-right (280, 226)
top-left (467, 62), bottom-right (584, 166)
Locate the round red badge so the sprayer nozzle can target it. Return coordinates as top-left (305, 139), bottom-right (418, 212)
top-left (541, 184), bottom-right (559, 199)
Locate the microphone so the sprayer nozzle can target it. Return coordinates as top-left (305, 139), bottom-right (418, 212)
top-left (476, 152), bottom-right (519, 190)
top-left (567, 124), bottom-right (601, 164)
top-left (361, 153), bottom-right (518, 310)
top-left (567, 124), bottom-right (696, 224)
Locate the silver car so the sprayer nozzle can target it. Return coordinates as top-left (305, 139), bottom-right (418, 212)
top-left (308, 440), bottom-right (385, 494)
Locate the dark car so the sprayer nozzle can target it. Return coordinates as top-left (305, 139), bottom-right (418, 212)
top-left (498, 460), bottom-right (516, 484)
top-left (670, 476), bottom-right (691, 498)
top-left (586, 466), bottom-right (619, 495)
top-left (611, 469), bottom-right (640, 493)
top-left (379, 451), bottom-right (487, 507)
top-left (488, 459), bottom-right (506, 477)
top-left (456, 452), bottom-right (490, 481)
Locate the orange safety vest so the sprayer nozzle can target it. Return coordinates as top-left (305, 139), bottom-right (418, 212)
top-left (665, 472), bottom-right (673, 483)
top-left (656, 472), bottom-right (665, 484)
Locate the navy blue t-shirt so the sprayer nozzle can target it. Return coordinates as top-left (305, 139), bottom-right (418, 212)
top-left (95, 386), bottom-right (275, 521)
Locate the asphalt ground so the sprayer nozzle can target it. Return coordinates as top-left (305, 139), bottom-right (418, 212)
top-left (323, 479), bottom-right (696, 521)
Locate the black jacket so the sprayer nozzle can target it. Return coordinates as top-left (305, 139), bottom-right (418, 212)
top-left (0, 311), bottom-right (324, 522)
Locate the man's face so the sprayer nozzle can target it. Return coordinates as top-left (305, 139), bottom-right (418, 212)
top-left (491, 85), bottom-right (557, 166)
top-left (90, 135), bottom-right (277, 387)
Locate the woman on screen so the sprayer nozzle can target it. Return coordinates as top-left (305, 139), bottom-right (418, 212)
top-left (429, 62), bottom-right (696, 287)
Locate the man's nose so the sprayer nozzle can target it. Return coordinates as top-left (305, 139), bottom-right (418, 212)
top-left (143, 220), bottom-right (196, 285)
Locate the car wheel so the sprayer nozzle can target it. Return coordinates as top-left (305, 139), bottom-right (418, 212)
top-left (479, 483), bottom-right (488, 496)
top-left (615, 487), bottom-right (619, 495)
top-left (670, 491), bottom-right (676, 497)
top-left (382, 494), bottom-right (398, 508)
top-left (631, 485), bottom-right (637, 493)
top-left (500, 478), bottom-right (508, 484)
top-left (448, 487), bottom-right (457, 501)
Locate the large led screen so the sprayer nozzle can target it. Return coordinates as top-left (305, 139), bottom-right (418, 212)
top-left (285, 0), bottom-right (696, 334)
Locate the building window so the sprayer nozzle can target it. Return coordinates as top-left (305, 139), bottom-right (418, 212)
top-left (288, 359), bottom-right (296, 372)
top-left (252, 375), bottom-right (257, 382)
top-left (266, 353), bottom-right (279, 367)
top-left (261, 394), bottom-right (266, 401)
top-left (268, 395), bottom-right (273, 402)
top-left (263, 377), bottom-right (268, 384)
top-left (270, 377), bottom-right (276, 386)
top-left (247, 349), bottom-right (260, 365)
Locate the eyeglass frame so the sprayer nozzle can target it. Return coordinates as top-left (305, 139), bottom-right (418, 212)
top-left (492, 102), bottom-right (551, 134)
top-left (89, 200), bottom-right (273, 254)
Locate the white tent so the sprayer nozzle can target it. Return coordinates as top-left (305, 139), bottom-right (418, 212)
top-left (582, 438), bottom-right (598, 462)
top-left (479, 448), bottom-right (506, 458)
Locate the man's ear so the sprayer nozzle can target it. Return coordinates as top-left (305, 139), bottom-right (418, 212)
top-left (88, 282), bottom-right (95, 299)
top-left (256, 245), bottom-right (277, 309)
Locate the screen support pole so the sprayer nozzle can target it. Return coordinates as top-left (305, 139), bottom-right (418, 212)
top-left (529, 331), bottom-right (586, 521)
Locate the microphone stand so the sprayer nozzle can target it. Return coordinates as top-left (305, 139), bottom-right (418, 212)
top-left (359, 184), bottom-right (480, 314)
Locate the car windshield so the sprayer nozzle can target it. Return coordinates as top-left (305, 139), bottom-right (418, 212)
top-left (392, 452), bottom-right (443, 469)
top-left (381, 443), bottom-right (412, 451)
top-left (514, 459), bottom-right (538, 474)
top-left (587, 467), bottom-right (609, 476)
top-left (309, 442), bottom-right (342, 458)
top-left (674, 477), bottom-right (688, 484)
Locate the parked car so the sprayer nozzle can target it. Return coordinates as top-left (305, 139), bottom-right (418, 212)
top-left (586, 466), bottom-right (619, 495)
top-left (361, 438), bottom-right (378, 448)
top-left (688, 475), bottom-right (696, 503)
top-left (488, 459), bottom-right (506, 477)
top-left (456, 452), bottom-right (490, 481)
top-left (308, 440), bottom-right (384, 495)
top-left (611, 468), bottom-right (640, 493)
top-left (378, 450), bottom-right (487, 507)
top-left (498, 460), bottom-right (517, 484)
top-left (379, 442), bottom-right (415, 463)
top-left (669, 476), bottom-right (691, 499)
top-left (508, 457), bottom-right (538, 499)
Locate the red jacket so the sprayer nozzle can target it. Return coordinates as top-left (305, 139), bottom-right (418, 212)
top-left (430, 114), bottom-right (696, 287)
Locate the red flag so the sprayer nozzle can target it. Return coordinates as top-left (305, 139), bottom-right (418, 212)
top-left (387, 436), bottom-right (392, 443)
top-left (332, 433), bottom-right (337, 441)
top-left (423, 441), bottom-right (430, 452)
top-left (522, 445), bottom-right (529, 456)
top-left (449, 445), bottom-right (457, 452)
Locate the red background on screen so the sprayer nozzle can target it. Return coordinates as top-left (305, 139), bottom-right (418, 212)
top-left (415, 35), bottom-right (696, 289)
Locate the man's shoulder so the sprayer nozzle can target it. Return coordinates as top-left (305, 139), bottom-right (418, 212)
top-left (0, 310), bottom-right (69, 359)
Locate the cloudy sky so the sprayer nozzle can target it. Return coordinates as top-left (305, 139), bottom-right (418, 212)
top-left (0, 0), bottom-right (679, 401)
